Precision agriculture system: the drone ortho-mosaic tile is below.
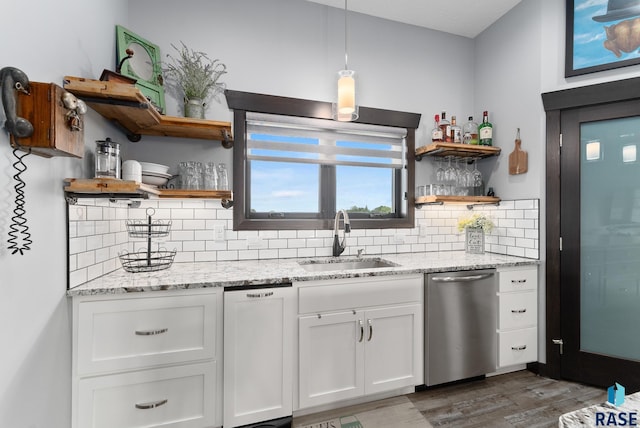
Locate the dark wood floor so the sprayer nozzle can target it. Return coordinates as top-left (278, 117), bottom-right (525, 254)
top-left (294, 370), bottom-right (606, 428)
top-left (410, 370), bottom-right (605, 427)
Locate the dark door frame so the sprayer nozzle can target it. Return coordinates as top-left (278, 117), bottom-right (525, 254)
top-left (542, 76), bottom-right (640, 380)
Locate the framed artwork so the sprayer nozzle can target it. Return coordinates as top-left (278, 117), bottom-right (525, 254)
top-left (116, 25), bottom-right (166, 114)
top-left (566, 0), bottom-right (640, 77)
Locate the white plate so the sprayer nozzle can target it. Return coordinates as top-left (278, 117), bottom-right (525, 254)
top-left (141, 174), bottom-right (169, 187)
top-left (141, 170), bottom-right (172, 179)
top-left (139, 162), bottom-right (170, 174)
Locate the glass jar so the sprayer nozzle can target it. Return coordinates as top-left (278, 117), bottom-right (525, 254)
top-left (94, 138), bottom-right (120, 179)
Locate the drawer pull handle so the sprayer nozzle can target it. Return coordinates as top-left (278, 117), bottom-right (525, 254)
top-left (135, 399), bottom-right (168, 409)
top-left (358, 320), bottom-right (364, 343)
top-left (511, 279), bottom-right (527, 284)
top-left (511, 309), bottom-right (527, 314)
top-left (367, 319), bottom-right (373, 342)
top-left (511, 345), bottom-right (527, 351)
top-left (246, 291), bottom-right (274, 298)
top-left (135, 328), bottom-right (168, 336)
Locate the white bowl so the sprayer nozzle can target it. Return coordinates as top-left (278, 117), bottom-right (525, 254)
top-left (141, 174), bottom-right (169, 187)
top-left (139, 162), bottom-right (170, 175)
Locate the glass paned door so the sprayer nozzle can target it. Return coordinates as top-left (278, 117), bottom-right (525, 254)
top-left (580, 116), bottom-right (640, 362)
top-left (559, 99), bottom-right (640, 390)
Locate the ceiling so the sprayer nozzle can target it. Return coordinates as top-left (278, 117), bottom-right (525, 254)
top-left (305, 0), bottom-right (522, 38)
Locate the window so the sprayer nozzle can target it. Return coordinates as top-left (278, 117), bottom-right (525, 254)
top-left (226, 91), bottom-right (420, 230)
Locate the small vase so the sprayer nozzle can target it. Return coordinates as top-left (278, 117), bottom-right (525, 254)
top-left (465, 227), bottom-right (485, 254)
top-left (184, 98), bottom-right (205, 119)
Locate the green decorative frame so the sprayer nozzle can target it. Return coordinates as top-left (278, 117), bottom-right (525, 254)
top-left (116, 25), bottom-right (166, 114)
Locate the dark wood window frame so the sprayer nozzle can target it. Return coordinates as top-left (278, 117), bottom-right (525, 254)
top-left (225, 90), bottom-right (421, 231)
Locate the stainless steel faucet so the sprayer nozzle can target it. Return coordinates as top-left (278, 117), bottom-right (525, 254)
top-left (332, 209), bottom-right (351, 256)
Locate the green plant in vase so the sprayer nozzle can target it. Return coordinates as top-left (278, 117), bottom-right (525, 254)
top-left (163, 41), bottom-right (227, 119)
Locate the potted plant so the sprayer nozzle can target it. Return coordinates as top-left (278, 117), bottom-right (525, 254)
top-left (163, 41), bottom-right (227, 119)
top-left (457, 213), bottom-right (494, 254)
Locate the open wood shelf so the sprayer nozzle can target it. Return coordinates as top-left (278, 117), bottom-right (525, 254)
top-left (64, 179), bottom-right (233, 206)
top-left (415, 142), bottom-right (501, 160)
top-left (64, 178), bottom-right (160, 196)
top-left (158, 189), bottom-right (232, 199)
top-left (415, 195), bottom-right (501, 206)
top-left (63, 76), bottom-right (233, 145)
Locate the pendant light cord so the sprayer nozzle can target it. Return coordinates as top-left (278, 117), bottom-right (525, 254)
top-left (344, 0), bottom-right (349, 70)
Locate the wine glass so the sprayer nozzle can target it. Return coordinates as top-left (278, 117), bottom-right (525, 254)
top-left (458, 159), bottom-right (472, 196)
top-left (435, 158), bottom-right (445, 183)
top-left (472, 158), bottom-right (483, 196)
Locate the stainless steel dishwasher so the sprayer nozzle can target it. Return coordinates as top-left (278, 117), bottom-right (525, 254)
top-left (425, 269), bottom-right (497, 386)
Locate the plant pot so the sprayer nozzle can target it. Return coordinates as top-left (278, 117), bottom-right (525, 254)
top-left (465, 227), bottom-right (485, 254)
top-left (184, 98), bottom-right (205, 119)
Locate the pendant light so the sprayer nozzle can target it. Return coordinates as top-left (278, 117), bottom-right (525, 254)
top-left (333, 0), bottom-right (359, 122)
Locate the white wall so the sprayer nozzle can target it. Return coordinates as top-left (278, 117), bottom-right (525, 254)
top-left (0, 1), bottom-right (127, 427)
top-left (126, 0), bottom-right (477, 185)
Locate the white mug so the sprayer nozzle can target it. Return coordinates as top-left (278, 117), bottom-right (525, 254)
top-left (122, 160), bottom-right (142, 183)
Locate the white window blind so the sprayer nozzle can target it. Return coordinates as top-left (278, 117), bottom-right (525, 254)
top-left (246, 112), bottom-right (406, 169)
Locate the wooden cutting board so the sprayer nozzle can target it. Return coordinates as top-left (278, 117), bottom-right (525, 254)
top-left (509, 129), bottom-right (528, 175)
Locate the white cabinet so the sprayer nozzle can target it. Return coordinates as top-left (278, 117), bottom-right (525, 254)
top-left (297, 275), bottom-right (423, 409)
top-left (223, 286), bottom-right (294, 428)
top-left (71, 289), bottom-right (223, 428)
top-left (496, 266), bottom-right (538, 368)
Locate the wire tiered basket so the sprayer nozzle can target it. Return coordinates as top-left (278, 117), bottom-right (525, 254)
top-left (119, 208), bottom-right (176, 273)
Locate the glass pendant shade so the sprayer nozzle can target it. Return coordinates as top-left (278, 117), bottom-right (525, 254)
top-left (334, 69), bottom-right (359, 122)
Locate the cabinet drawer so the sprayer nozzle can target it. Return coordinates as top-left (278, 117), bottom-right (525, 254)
top-left (498, 267), bottom-right (538, 293)
top-left (498, 291), bottom-right (537, 330)
top-left (498, 327), bottom-right (537, 367)
top-left (297, 275), bottom-right (422, 314)
top-left (75, 292), bottom-right (218, 375)
top-left (76, 362), bottom-right (215, 428)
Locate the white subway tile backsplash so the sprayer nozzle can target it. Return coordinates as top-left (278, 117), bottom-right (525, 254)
top-left (195, 251), bottom-right (217, 262)
top-left (258, 249), bottom-right (278, 259)
top-left (183, 219), bottom-right (206, 230)
top-left (305, 238), bottom-right (324, 248)
top-left (184, 240), bottom-right (206, 252)
top-left (297, 247), bottom-right (316, 258)
top-left (171, 208), bottom-right (195, 219)
top-left (218, 250), bottom-right (239, 261)
top-left (77, 221), bottom-right (96, 237)
top-left (268, 239), bottom-right (288, 249)
top-left (86, 206), bottom-right (103, 221)
top-left (69, 237), bottom-right (87, 255)
top-left (516, 219), bottom-right (535, 229)
top-left (86, 235), bottom-right (103, 251)
top-left (238, 250), bottom-right (259, 260)
top-left (77, 251), bottom-right (95, 269)
top-left (278, 248), bottom-right (298, 259)
top-left (278, 230), bottom-right (297, 239)
top-left (68, 198), bottom-right (540, 287)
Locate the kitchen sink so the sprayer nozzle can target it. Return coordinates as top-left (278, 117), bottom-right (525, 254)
top-left (298, 257), bottom-right (399, 272)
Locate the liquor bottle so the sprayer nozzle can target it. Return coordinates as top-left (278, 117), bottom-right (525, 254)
top-left (478, 111), bottom-right (493, 146)
top-left (463, 116), bottom-right (479, 145)
top-left (439, 112), bottom-right (451, 143)
top-left (431, 114), bottom-right (443, 143)
top-left (450, 115), bottom-right (462, 144)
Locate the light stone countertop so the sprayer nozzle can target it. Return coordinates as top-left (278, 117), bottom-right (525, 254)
top-left (67, 251), bottom-right (539, 297)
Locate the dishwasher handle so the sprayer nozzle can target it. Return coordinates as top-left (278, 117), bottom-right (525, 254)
top-left (431, 273), bottom-right (494, 283)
